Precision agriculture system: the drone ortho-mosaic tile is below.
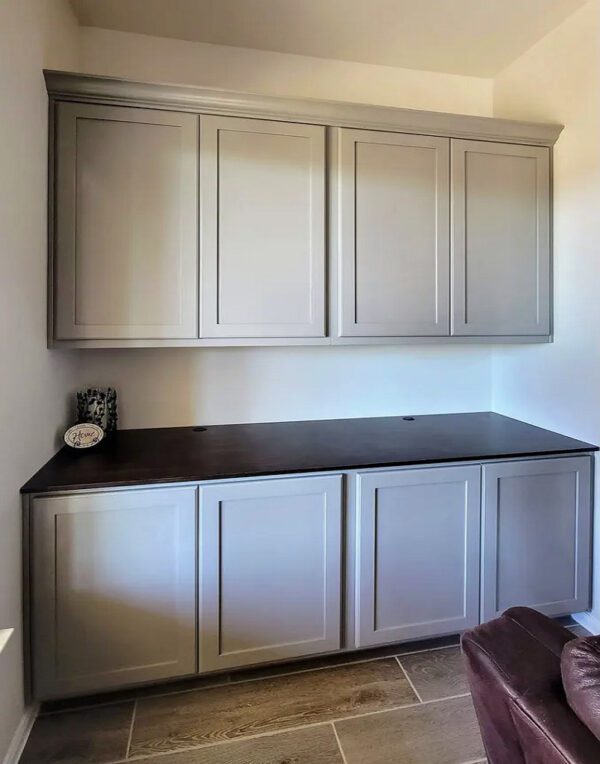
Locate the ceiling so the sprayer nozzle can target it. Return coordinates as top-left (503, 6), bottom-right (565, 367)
top-left (69, 0), bottom-right (586, 77)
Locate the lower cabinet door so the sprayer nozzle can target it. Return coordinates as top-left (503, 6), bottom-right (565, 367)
top-left (199, 475), bottom-right (343, 671)
top-left (482, 457), bottom-right (592, 620)
top-left (355, 466), bottom-right (481, 647)
top-left (31, 487), bottom-right (197, 699)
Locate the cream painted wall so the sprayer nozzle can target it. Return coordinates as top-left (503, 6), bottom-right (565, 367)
top-left (492, 0), bottom-right (600, 628)
top-left (0, 0), bottom-right (80, 759)
top-left (72, 26), bottom-right (494, 430)
top-left (0, 1), bottom-right (595, 755)
top-left (1, 4), bottom-right (595, 757)
top-left (0, 20), bottom-right (503, 758)
top-left (79, 27), bottom-right (494, 115)
top-left (76, 346), bottom-right (492, 430)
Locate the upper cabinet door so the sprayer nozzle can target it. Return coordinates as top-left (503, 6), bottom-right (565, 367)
top-left (200, 116), bottom-right (326, 338)
top-left (451, 140), bottom-right (550, 336)
top-left (333, 129), bottom-right (450, 337)
top-left (54, 103), bottom-right (199, 340)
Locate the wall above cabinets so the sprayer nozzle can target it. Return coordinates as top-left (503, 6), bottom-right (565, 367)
top-left (45, 71), bottom-right (562, 348)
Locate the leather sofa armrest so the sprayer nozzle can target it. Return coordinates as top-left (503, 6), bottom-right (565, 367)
top-left (561, 636), bottom-right (600, 741)
top-left (510, 692), bottom-right (600, 764)
top-left (462, 607), bottom-right (574, 696)
top-left (461, 608), bottom-right (579, 764)
top-left (502, 607), bottom-right (576, 661)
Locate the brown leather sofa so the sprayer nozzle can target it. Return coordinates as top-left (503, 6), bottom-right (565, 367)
top-left (461, 607), bottom-right (600, 764)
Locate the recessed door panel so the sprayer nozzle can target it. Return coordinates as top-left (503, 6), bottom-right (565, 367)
top-left (451, 139), bottom-right (550, 336)
top-left (200, 116), bottom-right (326, 337)
top-left (32, 487), bottom-right (197, 699)
top-left (334, 129), bottom-right (450, 337)
top-left (481, 457), bottom-right (592, 619)
top-left (54, 103), bottom-right (198, 339)
top-left (199, 475), bottom-right (342, 670)
top-left (356, 466), bottom-right (481, 646)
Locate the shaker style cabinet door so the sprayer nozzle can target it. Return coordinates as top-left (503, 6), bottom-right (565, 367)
top-left (53, 103), bottom-right (198, 340)
top-left (332, 129), bottom-right (450, 337)
top-left (355, 466), bottom-right (481, 647)
top-left (451, 140), bottom-right (551, 336)
top-left (481, 457), bottom-right (592, 620)
top-left (199, 475), bottom-right (342, 671)
top-left (31, 487), bottom-right (197, 699)
top-left (200, 116), bottom-right (326, 338)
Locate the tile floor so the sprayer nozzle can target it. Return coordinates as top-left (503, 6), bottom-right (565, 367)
top-left (21, 635), bottom-right (490, 764)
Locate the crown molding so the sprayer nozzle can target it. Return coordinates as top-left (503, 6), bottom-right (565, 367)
top-left (44, 70), bottom-right (563, 147)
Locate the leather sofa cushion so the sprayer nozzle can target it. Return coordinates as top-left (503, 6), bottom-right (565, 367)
top-left (562, 635), bottom-right (600, 741)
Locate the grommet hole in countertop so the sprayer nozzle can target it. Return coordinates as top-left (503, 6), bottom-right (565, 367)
top-left (402, 417), bottom-right (415, 421)
top-left (192, 427), bottom-right (207, 432)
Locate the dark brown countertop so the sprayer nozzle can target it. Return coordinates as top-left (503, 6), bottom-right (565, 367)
top-left (21, 412), bottom-right (597, 494)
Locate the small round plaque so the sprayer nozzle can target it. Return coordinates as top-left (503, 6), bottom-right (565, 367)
top-left (64, 423), bottom-right (104, 449)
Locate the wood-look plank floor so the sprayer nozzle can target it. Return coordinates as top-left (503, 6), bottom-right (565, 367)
top-left (335, 695), bottom-right (485, 764)
top-left (20, 702), bottom-right (134, 764)
top-left (21, 641), bottom-right (484, 764)
top-left (129, 658), bottom-right (417, 756)
top-left (398, 646), bottom-right (470, 701)
top-left (128, 726), bottom-right (344, 764)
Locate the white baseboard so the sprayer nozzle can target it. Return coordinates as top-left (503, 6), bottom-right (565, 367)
top-left (2, 704), bottom-right (39, 764)
top-left (573, 611), bottom-right (600, 635)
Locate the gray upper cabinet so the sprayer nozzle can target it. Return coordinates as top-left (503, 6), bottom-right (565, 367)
top-left (48, 75), bottom-right (559, 346)
top-left (332, 129), bottom-right (450, 337)
top-left (481, 457), bottom-right (592, 620)
top-left (31, 487), bottom-right (197, 699)
top-left (451, 140), bottom-right (551, 336)
top-left (355, 466), bottom-right (481, 647)
top-left (53, 103), bottom-right (199, 340)
top-left (200, 116), bottom-right (326, 338)
top-left (198, 475), bottom-right (342, 671)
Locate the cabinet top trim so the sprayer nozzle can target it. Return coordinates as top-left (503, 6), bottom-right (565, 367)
top-left (44, 70), bottom-right (563, 147)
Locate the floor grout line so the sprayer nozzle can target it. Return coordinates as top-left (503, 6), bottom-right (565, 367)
top-left (38, 641), bottom-right (461, 717)
top-left (109, 692), bottom-right (473, 763)
top-left (331, 722), bottom-right (350, 764)
top-left (395, 656), bottom-right (423, 703)
top-left (125, 700), bottom-right (137, 759)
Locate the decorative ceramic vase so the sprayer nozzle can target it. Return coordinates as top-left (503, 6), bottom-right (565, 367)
top-left (76, 387), bottom-right (118, 433)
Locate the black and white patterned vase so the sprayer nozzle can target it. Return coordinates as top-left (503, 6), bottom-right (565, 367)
top-left (76, 387), bottom-right (118, 433)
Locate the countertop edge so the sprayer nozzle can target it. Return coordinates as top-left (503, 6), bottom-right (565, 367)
top-left (21, 444), bottom-right (598, 496)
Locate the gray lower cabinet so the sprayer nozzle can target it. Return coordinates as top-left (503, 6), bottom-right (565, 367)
top-left (355, 466), bottom-right (482, 647)
top-left (31, 487), bottom-right (197, 699)
top-left (198, 475), bottom-right (343, 671)
top-left (481, 457), bottom-right (592, 620)
top-left (28, 454), bottom-right (594, 699)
